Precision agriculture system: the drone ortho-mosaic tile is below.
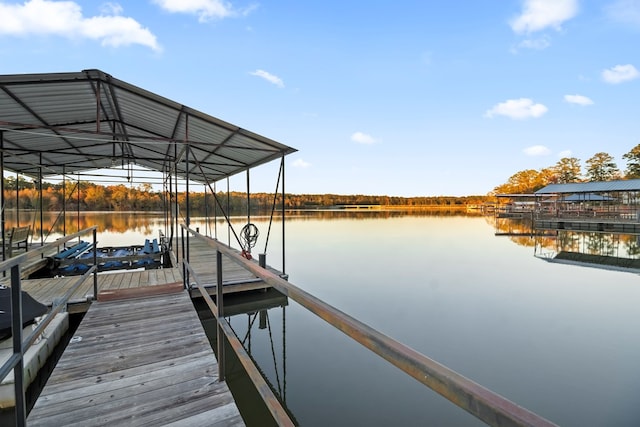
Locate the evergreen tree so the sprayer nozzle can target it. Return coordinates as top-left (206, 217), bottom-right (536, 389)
top-left (554, 157), bottom-right (581, 183)
top-left (622, 143), bottom-right (640, 179)
top-left (585, 152), bottom-right (619, 182)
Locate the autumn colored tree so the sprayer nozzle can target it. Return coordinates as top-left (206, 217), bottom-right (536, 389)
top-left (85, 185), bottom-right (108, 210)
top-left (493, 168), bottom-right (555, 194)
top-left (622, 143), bottom-right (640, 179)
top-left (585, 152), bottom-right (619, 182)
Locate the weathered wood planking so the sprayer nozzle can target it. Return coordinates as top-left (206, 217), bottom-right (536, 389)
top-left (17, 237), bottom-right (275, 314)
top-left (175, 238), bottom-right (283, 294)
top-left (27, 291), bottom-right (245, 427)
top-left (19, 267), bottom-right (183, 307)
top-left (175, 238), bottom-right (258, 285)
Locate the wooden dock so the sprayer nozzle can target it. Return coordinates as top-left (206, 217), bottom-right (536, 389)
top-left (19, 268), bottom-right (184, 313)
top-left (27, 290), bottom-right (245, 426)
top-left (3, 236), bottom-right (283, 424)
top-left (15, 237), bottom-right (277, 313)
top-left (174, 237), bottom-right (278, 297)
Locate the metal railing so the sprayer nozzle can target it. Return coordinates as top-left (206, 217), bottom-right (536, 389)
top-left (180, 225), bottom-right (557, 427)
top-left (183, 250), bottom-right (295, 426)
top-left (0, 226), bottom-right (98, 427)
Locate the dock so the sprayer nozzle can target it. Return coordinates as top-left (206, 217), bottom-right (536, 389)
top-left (27, 290), bottom-right (244, 426)
top-left (1, 233), bottom-right (282, 426)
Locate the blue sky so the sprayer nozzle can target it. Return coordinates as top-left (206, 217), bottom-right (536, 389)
top-left (1, 0), bottom-right (639, 196)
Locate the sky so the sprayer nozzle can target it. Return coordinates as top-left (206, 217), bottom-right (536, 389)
top-left (0, 0), bottom-right (639, 197)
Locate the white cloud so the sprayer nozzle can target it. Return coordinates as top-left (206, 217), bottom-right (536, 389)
top-left (512, 36), bottom-right (551, 52)
top-left (100, 3), bottom-right (123, 15)
top-left (292, 158), bottom-right (310, 168)
top-left (152, 0), bottom-right (233, 21)
top-left (558, 150), bottom-right (572, 157)
top-left (484, 98), bottom-right (548, 120)
top-left (564, 94), bottom-right (594, 105)
top-left (250, 69), bottom-right (284, 88)
top-left (524, 145), bottom-right (551, 156)
top-left (602, 64), bottom-right (640, 84)
top-left (0, 0), bottom-right (161, 51)
top-left (605, 0), bottom-right (640, 26)
top-left (153, 0), bottom-right (257, 21)
top-left (351, 131), bottom-right (377, 144)
top-left (510, 0), bottom-right (579, 34)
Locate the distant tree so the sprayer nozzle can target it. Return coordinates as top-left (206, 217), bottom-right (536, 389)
top-left (493, 168), bottom-right (554, 194)
top-left (585, 152), bottom-right (619, 182)
top-left (554, 157), bottom-right (581, 183)
top-left (622, 143), bottom-right (640, 179)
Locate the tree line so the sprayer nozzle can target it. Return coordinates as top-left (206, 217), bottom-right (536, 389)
top-left (492, 143), bottom-right (640, 195)
top-left (2, 177), bottom-right (489, 213)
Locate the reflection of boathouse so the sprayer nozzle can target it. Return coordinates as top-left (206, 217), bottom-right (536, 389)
top-left (533, 180), bottom-right (640, 233)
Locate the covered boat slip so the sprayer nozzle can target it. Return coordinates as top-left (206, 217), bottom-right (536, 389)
top-left (0, 69), bottom-right (295, 426)
top-left (533, 179), bottom-right (640, 232)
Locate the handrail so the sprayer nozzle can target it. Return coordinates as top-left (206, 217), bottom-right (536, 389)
top-left (181, 224), bottom-right (558, 427)
top-left (0, 226), bottom-right (99, 427)
top-left (183, 258), bottom-right (295, 427)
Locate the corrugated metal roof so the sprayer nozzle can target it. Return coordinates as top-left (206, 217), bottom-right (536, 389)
top-left (535, 179), bottom-right (640, 194)
top-left (0, 69), bottom-right (297, 184)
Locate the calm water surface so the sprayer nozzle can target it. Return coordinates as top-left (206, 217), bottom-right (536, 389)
top-left (214, 211), bottom-right (640, 427)
top-left (27, 211), bottom-right (640, 426)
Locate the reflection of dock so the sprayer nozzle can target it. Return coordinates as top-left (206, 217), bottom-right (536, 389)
top-left (536, 251), bottom-right (640, 273)
top-left (535, 218), bottom-right (640, 234)
top-left (218, 288), bottom-right (288, 317)
top-left (494, 231), bottom-right (556, 237)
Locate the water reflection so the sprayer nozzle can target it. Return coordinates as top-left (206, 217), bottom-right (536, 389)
top-left (495, 216), bottom-right (640, 272)
top-left (193, 289), bottom-right (294, 426)
top-left (3, 211), bottom-right (167, 245)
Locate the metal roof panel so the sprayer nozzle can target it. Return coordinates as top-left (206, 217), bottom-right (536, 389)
top-left (0, 69), bottom-right (296, 184)
top-left (535, 179), bottom-right (640, 194)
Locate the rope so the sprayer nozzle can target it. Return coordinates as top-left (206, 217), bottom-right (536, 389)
top-left (240, 223), bottom-right (259, 259)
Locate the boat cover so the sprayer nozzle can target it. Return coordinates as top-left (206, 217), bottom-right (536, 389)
top-left (0, 285), bottom-right (48, 341)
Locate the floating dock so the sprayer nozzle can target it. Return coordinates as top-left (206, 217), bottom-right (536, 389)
top-left (27, 290), bottom-right (244, 426)
top-left (1, 233), bottom-right (281, 425)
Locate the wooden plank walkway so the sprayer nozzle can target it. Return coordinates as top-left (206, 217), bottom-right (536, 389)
top-left (27, 290), bottom-right (245, 427)
top-left (175, 237), bottom-right (279, 296)
top-left (19, 267), bottom-right (184, 310)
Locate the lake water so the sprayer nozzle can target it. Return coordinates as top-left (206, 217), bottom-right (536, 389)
top-left (191, 211), bottom-right (640, 427)
top-left (19, 210), bottom-right (640, 426)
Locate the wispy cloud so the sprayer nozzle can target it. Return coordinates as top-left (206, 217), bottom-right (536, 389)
top-left (292, 158), bottom-right (311, 168)
top-left (484, 98), bottom-right (548, 120)
top-left (564, 94), bottom-right (594, 105)
top-left (510, 0), bottom-right (579, 34)
top-left (602, 64), bottom-right (639, 84)
top-left (351, 131), bottom-right (378, 144)
top-left (558, 150), bottom-right (573, 158)
top-left (0, 0), bottom-right (161, 51)
top-left (250, 69), bottom-right (284, 88)
top-left (152, 0), bottom-right (248, 22)
top-left (524, 145), bottom-right (551, 156)
top-left (511, 36), bottom-right (551, 53)
top-left (605, 0), bottom-right (640, 27)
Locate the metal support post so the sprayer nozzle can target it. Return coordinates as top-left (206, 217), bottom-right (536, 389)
top-left (11, 265), bottom-right (26, 426)
top-left (93, 228), bottom-right (98, 299)
top-left (216, 250), bottom-right (225, 381)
